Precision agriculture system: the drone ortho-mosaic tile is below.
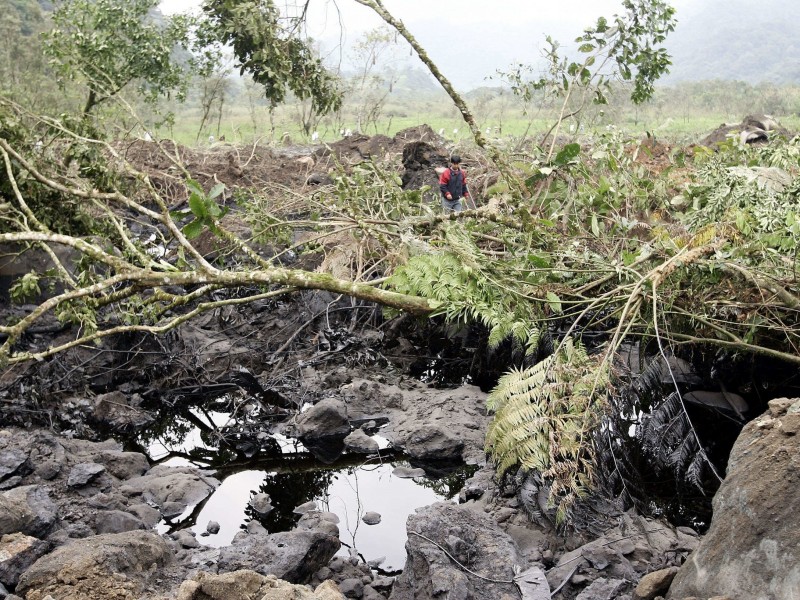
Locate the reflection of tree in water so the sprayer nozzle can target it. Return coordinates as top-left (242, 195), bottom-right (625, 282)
top-left (411, 464), bottom-right (480, 499)
top-left (246, 469), bottom-right (336, 533)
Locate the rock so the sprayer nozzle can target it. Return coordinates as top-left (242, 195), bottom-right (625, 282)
top-left (0, 533), bottom-right (50, 588)
top-left (66, 462), bottom-right (107, 487)
top-left (118, 465), bottom-right (219, 519)
top-left (514, 566), bottom-right (549, 600)
top-left (176, 569), bottom-right (265, 600)
top-left (362, 511), bottom-right (381, 525)
top-left (339, 577), bottom-right (364, 598)
top-left (296, 399), bottom-right (351, 440)
top-left (315, 579), bottom-right (346, 599)
top-left (16, 531), bottom-right (172, 599)
top-left (0, 485), bottom-right (57, 537)
top-left (206, 521), bottom-right (221, 534)
top-left (94, 509), bottom-right (147, 534)
top-left (97, 449), bottom-right (149, 480)
top-left (250, 492), bottom-right (274, 516)
top-left (668, 401), bottom-right (800, 600)
top-left (392, 466), bottom-right (426, 479)
top-left (92, 391), bottom-right (154, 430)
top-left (344, 429), bottom-right (380, 454)
top-left (0, 450), bottom-right (30, 483)
top-left (402, 425), bottom-right (464, 461)
top-left (389, 502), bottom-right (521, 600)
top-left (575, 578), bottom-right (627, 600)
top-left (173, 529), bottom-right (201, 549)
top-left (218, 529), bottom-right (340, 584)
top-left (634, 567), bottom-right (677, 600)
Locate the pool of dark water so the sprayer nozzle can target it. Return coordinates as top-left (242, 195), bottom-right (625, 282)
top-left (137, 409), bottom-right (477, 573)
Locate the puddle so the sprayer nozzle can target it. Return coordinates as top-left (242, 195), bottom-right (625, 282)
top-left (133, 408), bottom-right (477, 574)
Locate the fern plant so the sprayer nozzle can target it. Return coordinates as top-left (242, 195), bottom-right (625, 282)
top-left (485, 338), bottom-right (609, 523)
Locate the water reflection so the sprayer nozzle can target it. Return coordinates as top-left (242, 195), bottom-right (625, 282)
top-left (129, 405), bottom-right (478, 574)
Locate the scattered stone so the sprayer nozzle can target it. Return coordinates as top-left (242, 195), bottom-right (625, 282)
top-left (94, 509), bottom-right (146, 534)
top-left (173, 529), bottom-right (201, 549)
top-left (0, 533), bottom-right (50, 588)
top-left (402, 425), bottom-right (464, 461)
top-left (362, 511), bottom-right (381, 525)
top-left (295, 399), bottom-right (351, 440)
top-left (633, 567), bottom-right (677, 600)
top-left (0, 450), bottom-right (30, 483)
top-left (514, 566), bottom-right (549, 600)
top-left (339, 577), bottom-right (364, 599)
top-left (344, 429), bottom-right (379, 454)
top-left (0, 486), bottom-right (57, 537)
top-left (206, 521), bottom-right (221, 534)
top-left (367, 556), bottom-right (385, 569)
top-left (575, 578), bottom-right (627, 600)
top-left (66, 462), bottom-right (106, 487)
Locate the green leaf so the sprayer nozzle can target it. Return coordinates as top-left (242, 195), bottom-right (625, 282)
top-left (546, 291), bottom-right (563, 314)
top-left (182, 219), bottom-right (204, 239)
top-left (591, 215), bottom-right (600, 237)
top-left (188, 192), bottom-right (208, 219)
top-left (208, 182), bottom-right (226, 199)
top-left (554, 143), bottom-right (581, 166)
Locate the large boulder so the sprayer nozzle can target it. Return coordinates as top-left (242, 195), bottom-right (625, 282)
top-left (16, 530), bottom-right (172, 600)
top-left (218, 527), bottom-right (340, 584)
top-left (668, 397), bottom-right (800, 600)
top-left (390, 502), bottom-right (529, 600)
top-left (295, 398), bottom-right (351, 440)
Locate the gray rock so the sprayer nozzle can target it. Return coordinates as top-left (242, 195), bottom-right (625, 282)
top-left (390, 502), bottom-right (520, 600)
top-left (669, 404), bottom-right (800, 600)
top-left (402, 425), bottom-right (464, 461)
top-left (514, 566), bottom-right (550, 600)
top-left (94, 510), bottom-right (146, 534)
top-left (217, 529), bottom-right (340, 584)
top-left (66, 462), bottom-right (106, 487)
top-left (0, 450), bottom-right (30, 482)
top-left (97, 450), bottom-right (149, 480)
top-left (344, 429), bottom-right (380, 454)
top-left (0, 533), bottom-right (50, 588)
top-left (206, 521), bottom-right (221, 534)
top-left (297, 512), bottom-right (340, 538)
top-left (362, 511), bottom-right (381, 525)
top-left (16, 531), bottom-right (172, 599)
top-left (362, 585), bottom-right (384, 600)
top-left (339, 577), bottom-right (364, 598)
top-left (118, 466), bottom-right (219, 519)
top-left (127, 503), bottom-right (161, 528)
top-left (295, 398), bottom-right (351, 440)
top-left (392, 466), bottom-right (426, 479)
top-left (0, 486), bottom-right (57, 537)
top-left (173, 529), bottom-right (201, 549)
top-left (575, 578), bottom-right (627, 600)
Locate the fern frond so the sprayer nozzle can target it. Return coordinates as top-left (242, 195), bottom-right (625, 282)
top-left (485, 338), bottom-right (610, 524)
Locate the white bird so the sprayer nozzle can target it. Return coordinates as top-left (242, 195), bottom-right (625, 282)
top-left (311, 131), bottom-right (319, 142)
top-left (344, 128), bottom-right (352, 137)
top-left (438, 128), bottom-right (445, 136)
top-left (143, 131), bottom-right (153, 141)
top-left (208, 135), bottom-right (215, 144)
top-left (453, 128), bottom-right (458, 135)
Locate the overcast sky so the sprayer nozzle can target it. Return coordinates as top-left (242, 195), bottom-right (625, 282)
top-left (160, 0), bottom-right (697, 89)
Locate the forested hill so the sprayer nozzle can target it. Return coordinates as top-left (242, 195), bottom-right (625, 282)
top-left (7, 0), bottom-right (800, 86)
top-left (664, 0), bottom-right (800, 84)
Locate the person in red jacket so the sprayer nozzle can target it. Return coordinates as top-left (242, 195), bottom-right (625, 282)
top-left (439, 155), bottom-right (469, 214)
